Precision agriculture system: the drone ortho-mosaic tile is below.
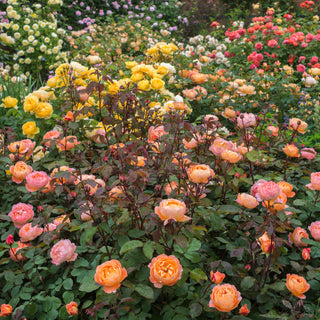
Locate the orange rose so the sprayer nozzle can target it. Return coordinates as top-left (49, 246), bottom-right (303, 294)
top-left (130, 156), bottom-right (147, 167)
top-left (286, 274), bottom-right (310, 299)
top-left (236, 193), bottom-right (259, 209)
top-left (239, 304), bottom-right (250, 316)
top-left (266, 125), bottom-right (279, 136)
top-left (209, 283), bottom-right (242, 312)
top-left (8, 139), bottom-right (35, 161)
top-left (56, 136), bottom-right (80, 152)
top-left (277, 181), bottom-right (295, 197)
top-left (187, 164), bottom-right (215, 184)
top-left (189, 72), bottom-right (207, 84)
top-left (289, 227), bottom-right (309, 248)
top-left (283, 144), bottom-right (300, 157)
top-left (288, 118), bottom-right (308, 134)
top-left (9, 161), bottom-right (33, 184)
top-left (66, 301), bottom-right (78, 316)
top-left (149, 254), bottom-right (183, 288)
top-left (0, 304), bottom-right (12, 317)
top-left (210, 270), bottom-right (225, 284)
top-left (43, 130), bottom-right (62, 147)
top-left (257, 232), bottom-right (274, 254)
top-left (222, 107), bottom-right (236, 119)
top-left (108, 186), bottom-right (124, 203)
top-left (9, 241), bottom-right (32, 261)
top-left (221, 150), bottom-right (242, 163)
top-left (209, 138), bottom-right (235, 157)
top-left (155, 199), bottom-right (191, 224)
top-left (94, 260), bottom-right (127, 293)
top-left (302, 248), bottom-right (311, 261)
top-left (19, 223), bottom-right (43, 242)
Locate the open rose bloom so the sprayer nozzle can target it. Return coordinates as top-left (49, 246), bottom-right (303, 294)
top-left (9, 161), bottom-right (33, 184)
top-left (19, 223), bottom-right (43, 242)
top-left (187, 164), bottom-right (215, 184)
top-left (209, 284), bottom-right (242, 312)
top-left (9, 203), bottom-right (34, 228)
top-left (94, 260), bottom-right (127, 293)
top-left (149, 254), bottom-right (183, 288)
top-left (154, 199), bottom-right (191, 225)
top-left (25, 171), bottom-right (50, 192)
top-left (50, 239), bottom-right (78, 265)
top-left (306, 172), bottom-right (320, 191)
top-left (286, 274), bottom-right (310, 299)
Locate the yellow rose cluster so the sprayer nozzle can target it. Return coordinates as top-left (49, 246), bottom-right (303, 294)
top-left (146, 42), bottom-right (179, 62)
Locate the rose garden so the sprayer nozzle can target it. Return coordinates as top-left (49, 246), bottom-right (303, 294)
top-left (0, 0), bottom-right (320, 319)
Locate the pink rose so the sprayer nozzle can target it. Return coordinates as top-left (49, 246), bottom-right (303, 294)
top-left (308, 221), bottom-right (320, 241)
top-left (50, 239), bottom-right (78, 265)
top-left (19, 223), bottom-right (43, 242)
top-left (8, 203), bottom-right (34, 228)
top-left (43, 130), bottom-right (62, 147)
top-left (257, 181), bottom-right (281, 201)
top-left (301, 148), bottom-right (316, 160)
top-left (250, 179), bottom-right (267, 200)
top-left (209, 138), bottom-right (235, 157)
top-left (297, 64), bottom-right (306, 73)
top-left (147, 125), bottom-right (168, 143)
top-left (306, 172), bottom-right (320, 191)
top-left (25, 171), bottom-right (50, 192)
top-left (237, 113), bottom-right (256, 128)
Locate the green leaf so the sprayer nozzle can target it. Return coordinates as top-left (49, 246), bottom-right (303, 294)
top-left (189, 268), bottom-right (208, 282)
top-left (79, 271), bottom-right (100, 293)
top-left (120, 240), bottom-right (144, 255)
top-left (143, 241), bottom-right (155, 260)
top-left (62, 278), bottom-right (73, 290)
top-left (241, 276), bottom-right (255, 290)
top-left (189, 303), bottom-right (202, 318)
top-left (135, 284), bottom-right (154, 299)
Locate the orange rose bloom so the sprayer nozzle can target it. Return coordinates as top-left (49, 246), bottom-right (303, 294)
top-left (283, 144), bottom-right (300, 157)
top-left (210, 270), bottom-right (225, 284)
top-left (286, 274), bottom-right (310, 299)
top-left (9, 241), bottom-right (31, 261)
top-left (289, 227), bottom-right (309, 248)
top-left (302, 248), bottom-right (311, 261)
top-left (56, 136), bottom-right (80, 152)
top-left (130, 156), bottom-right (147, 167)
top-left (221, 150), bottom-right (242, 163)
top-left (149, 254), bottom-right (183, 288)
top-left (236, 193), bottom-right (259, 209)
top-left (9, 161), bottom-right (33, 184)
top-left (66, 301), bottom-right (78, 316)
top-left (258, 232), bottom-right (274, 254)
top-left (155, 199), bottom-right (191, 225)
top-left (239, 304), bottom-right (250, 316)
top-left (263, 192), bottom-right (287, 213)
top-left (277, 181), bottom-right (295, 197)
top-left (189, 72), bottom-right (207, 84)
top-left (187, 164), bottom-right (215, 184)
top-left (222, 107), bottom-right (236, 119)
top-left (94, 260), bottom-right (127, 293)
top-left (209, 284), bottom-right (242, 312)
top-left (288, 118), bottom-right (308, 134)
top-left (0, 304), bottom-right (12, 317)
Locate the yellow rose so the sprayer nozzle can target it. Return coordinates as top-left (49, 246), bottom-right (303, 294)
top-left (157, 65), bottom-right (168, 75)
top-left (131, 72), bottom-right (144, 82)
top-left (35, 102), bottom-right (53, 119)
top-left (22, 121), bottom-right (40, 138)
top-left (160, 45), bottom-right (172, 55)
top-left (125, 61), bottom-right (137, 69)
top-left (55, 63), bottom-right (70, 77)
top-left (169, 43), bottom-right (178, 51)
top-left (138, 80), bottom-right (150, 91)
top-left (107, 81), bottom-right (120, 95)
top-left (147, 47), bottom-right (158, 55)
top-left (46, 76), bottom-right (59, 88)
top-left (151, 78), bottom-right (165, 90)
top-left (24, 94), bottom-right (39, 113)
top-left (1, 96), bottom-right (18, 109)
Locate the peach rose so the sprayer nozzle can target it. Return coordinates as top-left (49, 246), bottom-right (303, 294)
top-left (130, 156), bottom-right (147, 167)
top-left (108, 186), bottom-right (124, 202)
top-left (301, 148), bottom-right (316, 160)
top-left (183, 137), bottom-right (199, 149)
top-left (209, 138), bottom-right (235, 157)
top-left (94, 260), bottom-right (128, 293)
top-left (56, 136), bottom-right (80, 152)
top-left (264, 192), bottom-right (287, 213)
top-left (258, 232), bottom-right (274, 253)
top-left (239, 304), bottom-right (250, 316)
top-left (164, 181), bottom-right (182, 196)
top-left (50, 239), bottom-right (78, 265)
top-left (209, 284), bottom-right (242, 312)
top-left (25, 171), bottom-right (50, 192)
top-left (302, 248), bottom-right (311, 260)
top-left (266, 125), bottom-right (279, 136)
top-left (8, 139), bottom-right (35, 160)
top-left (277, 181), bottom-right (295, 197)
top-left (19, 223), bottom-right (43, 242)
top-left (221, 150), bottom-right (242, 163)
top-left (148, 125), bottom-right (168, 144)
top-left (43, 130), bottom-right (62, 147)
top-left (9, 161), bottom-right (33, 184)
top-left (187, 164), bottom-right (215, 184)
top-left (53, 214), bottom-right (70, 226)
top-left (182, 88), bottom-right (197, 100)
top-left (237, 113), bottom-right (257, 128)
top-left (155, 199), bottom-right (191, 224)
top-left (306, 172), bottom-right (320, 191)
top-left (77, 86), bottom-right (90, 102)
top-left (286, 274), bottom-right (310, 299)
top-left (210, 270), bottom-right (225, 284)
top-left (289, 118), bottom-right (308, 134)
top-left (250, 179), bottom-right (267, 200)
top-left (149, 254), bottom-right (183, 288)
top-left (51, 166), bottom-right (76, 185)
top-left (308, 221), bottom-right (320, 241)
top-left (236, 193), bottom-right (259, 209)
top-left (189, 72), bottom-right (207, 84)
top-left (9, 203), bottom-right (34, 228)
top-left (66, 301), bottom-right (78, 316)
top-left (0, 304), bottom-right (12, 317)
top-left (9, 241), bottom-right (31, 261)
top-left (222, 107), bottom-right (236, 119)
top-left (283, 144), bottom-right (300, 157)
top-left (257, 181), bottom-right (281, 201)
top-left (289, 227), bottom-right (309, 247)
